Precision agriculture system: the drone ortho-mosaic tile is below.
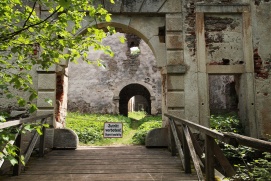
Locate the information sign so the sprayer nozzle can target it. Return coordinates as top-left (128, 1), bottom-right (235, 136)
top-left (103, 122), bottom-right (123, 138)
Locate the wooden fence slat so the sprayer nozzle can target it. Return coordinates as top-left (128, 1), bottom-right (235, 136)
top-left (13, 133), bottom-right (22, 176)
top-left (169, 126), bottom-right (177, 156)
top-left (169, 118), bottom-right (185, 169)
top-left (39, 123), bottom-right (46, 157)
top-left (183, 126), bottom-right (204, 180)
top-left (213, 141), bottom-right (236, 177)
top-left (205, 135), bottom-right (215, 181)
top-left (181, 125), bottom-right (191, 173)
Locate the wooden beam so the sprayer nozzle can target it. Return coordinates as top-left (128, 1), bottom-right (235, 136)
top-left (183, 125), bottom-right (204, 180)
top-left (169, 119), bottom-right (185, 169)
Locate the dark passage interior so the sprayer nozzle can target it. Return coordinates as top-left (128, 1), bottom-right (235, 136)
top-left (119, 84), bottom-right (151, 116)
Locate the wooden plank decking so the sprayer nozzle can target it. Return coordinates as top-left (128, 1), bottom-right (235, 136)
top-left (2, 146), bottom-right (198, 181)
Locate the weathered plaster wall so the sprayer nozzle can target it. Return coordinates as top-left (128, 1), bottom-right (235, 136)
top-left (67, 33), bottom-right (162, 114)
top-left (252, 1), bottom-right (271, 139)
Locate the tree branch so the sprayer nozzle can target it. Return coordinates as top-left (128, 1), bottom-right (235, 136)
top-left (0, 6), bottom-right (61, 42)
top-left (23, 0), bottom-right (37, 28)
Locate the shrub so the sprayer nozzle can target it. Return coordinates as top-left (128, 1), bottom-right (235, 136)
top-left (132, 118), bottom-right (162, 145)
top-left (66, 112), bottom-right (131, 144)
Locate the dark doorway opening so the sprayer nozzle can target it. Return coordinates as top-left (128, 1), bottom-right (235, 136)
top-left (119, 84), bottom-right (151, 116)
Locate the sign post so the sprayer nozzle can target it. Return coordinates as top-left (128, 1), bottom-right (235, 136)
top-left (103, 122), bottom-right (123, 138)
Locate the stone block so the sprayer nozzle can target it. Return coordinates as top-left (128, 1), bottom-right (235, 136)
top-left (145, 128), bottom-right (168, 147)
top-left (36, 110), bottom-right (54, 126)
top-left (36, 128), bottom-right (55, 149)
top-left (166, 14), bottom-right (182, 31)
top-left (167, 92), bottom-right (184, 107)
top-left (167, 75), bottom-right (184, 90)
top-left (53, 129), bottom-right (78, 149)
top-left (122, 0), bottom-right (144, 12)
top-left (168, 109), bottom-right (185, 118)
top-left (110, 15), bottom-right (131, 32)
top-left (148, 36), bottom-right (166, 67)
top-left (129, 16), bottom-right (165, 42)
top-left (37, 91), bottom-right (55, 108)
top-left (105, 0), bottom-right (122, 12)
top-left (38, 74), bottom-right (56, 90)
top-left (166, 32), bottom-right (183, 49)
top-left (159, 0), bottom-right (182, 13)
top-left (167, 50), bottom-right (184, 65)
top-left (141, 0), bottom-right (166, 12)
top-left (167, 65), bottom-right (186, 74)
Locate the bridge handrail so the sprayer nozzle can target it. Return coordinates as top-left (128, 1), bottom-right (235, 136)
top-left (164, 113), bottom-right (271, 181)
top-left (0, 114), bottom-right (53, 176)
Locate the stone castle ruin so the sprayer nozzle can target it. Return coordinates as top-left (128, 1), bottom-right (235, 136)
top-left (1, 0), bottom-right (271, 140)
top-left (67, 33), bottom-right (162, 116)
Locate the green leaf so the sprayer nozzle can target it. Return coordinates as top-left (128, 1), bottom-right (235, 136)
top-left (58, 0), bottom-right (70, 8)
top-left (8, 156), bottom-right (18, 166)
top-left (45, 99), bottom-right (53, 106)
top-left (29, 104), bottom-right (38, 113)
top-left (119, 36), bottom-right (126, 43)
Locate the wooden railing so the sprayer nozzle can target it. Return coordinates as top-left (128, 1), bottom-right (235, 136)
top-left (165, 113), bottom-right (271, 181)
top-left (0, 114), bottom-right (53, 176)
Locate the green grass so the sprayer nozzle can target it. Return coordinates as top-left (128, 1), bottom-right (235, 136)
top-left (128, 111), bottom-right (146, 120)
top-left (66, 112), bottom-right (162, 146)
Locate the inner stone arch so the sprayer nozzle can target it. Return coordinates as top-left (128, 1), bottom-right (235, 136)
top-left (119, 83), bottom-right (151, 116)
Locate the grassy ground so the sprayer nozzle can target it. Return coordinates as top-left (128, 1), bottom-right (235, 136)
top-left (66, 112), bottom-right (162, 146)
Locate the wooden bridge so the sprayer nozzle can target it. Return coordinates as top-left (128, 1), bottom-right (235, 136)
top-left (1, 146), bottom-right (198, 181)
top-left (1, 114), bottom-right (271, 181)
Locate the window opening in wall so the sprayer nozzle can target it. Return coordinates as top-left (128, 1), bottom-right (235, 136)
top-left (130, 46), bottom-right (140, 55)
top-left (208, 75), bottom-right (239, 115)
top-left (208, 74), bottom-right (242, 132)
top-left (125, 34), bottom-right (141, 56)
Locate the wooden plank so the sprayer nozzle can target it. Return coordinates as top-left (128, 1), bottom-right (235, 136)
top-left (224, 132), bottom-right (271, 153)
top-left (13, 134), bottom-right (22, 176)
top-left (1, 146), bottom-right (198, 181)
top-left (39, 120), bottom-right (47, 157)
top-left (205, 135), bottom-right (215, 181)
top-left (169, 118), bottom-right (185, 169)
top-left (180, 125), bottom-right (191, 173)
top-left (0, 114), bottom-right (53, 129)
top-left (165, 113), bottom-right (229, 143)
top-left (183, 126), bottom-right (204, 180)
top-left (169, 125), bottom-right (177, 156)
top-left (213, 141), bottom-right (236, 177)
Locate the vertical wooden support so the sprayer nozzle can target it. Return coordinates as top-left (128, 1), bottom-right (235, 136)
top-left (169, 126), bottom-right (177, 156)
top-left (39, 121), bottom-right (46, 157)
top-left (181, 125), bottom-right (191, 173)
top-left (13, 133), bottom-right (22, 176)
top-left (205, 135), bottom-right (215, 181)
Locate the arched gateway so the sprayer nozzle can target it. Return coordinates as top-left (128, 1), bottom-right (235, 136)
top-left (35, 1), bottom-right (271, 139)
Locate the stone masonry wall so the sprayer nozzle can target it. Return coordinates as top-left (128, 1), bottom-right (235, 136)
top-left (67, 33), bottom-right (162, 114)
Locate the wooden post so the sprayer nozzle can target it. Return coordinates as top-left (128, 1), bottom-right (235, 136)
top-left (39, 124), bottom-right (46, 157)
top-left (182, 125), bottom-right (191, 173)
top-left (13, 133), bottom-right (22, 176)
top-left (205, 135), bottom-right (215, 181)
top-left (169, 125), bottom-right (177, 156)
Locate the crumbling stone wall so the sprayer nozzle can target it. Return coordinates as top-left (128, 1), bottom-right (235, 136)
top-left (252, 1), bottom-right (271, 138)
top-left (67, 33), bottom-right (162, 114)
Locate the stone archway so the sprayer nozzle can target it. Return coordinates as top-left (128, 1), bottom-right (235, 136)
top-left (119, 83), bottom-right (151, 116)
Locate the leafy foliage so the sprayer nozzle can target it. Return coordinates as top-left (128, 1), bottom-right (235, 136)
top-left (0, 0), bottom-right (114, 166)
top-left (132, 116), bottom-right (162, 145)
top-left (210, 113), bottom-right (243, 133)
top-left (0, 0), bottom-right (114, 111)
top-left (128, 111), bottom-right (146, 120)
top-left (210, 113), bottom-right (271, 180)
top-left (66, 112), bottom-right (162, 146)
top-left (0, 115), bottom-right (49, 166)
top-left (66, 112), bottom-right (131, 144)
